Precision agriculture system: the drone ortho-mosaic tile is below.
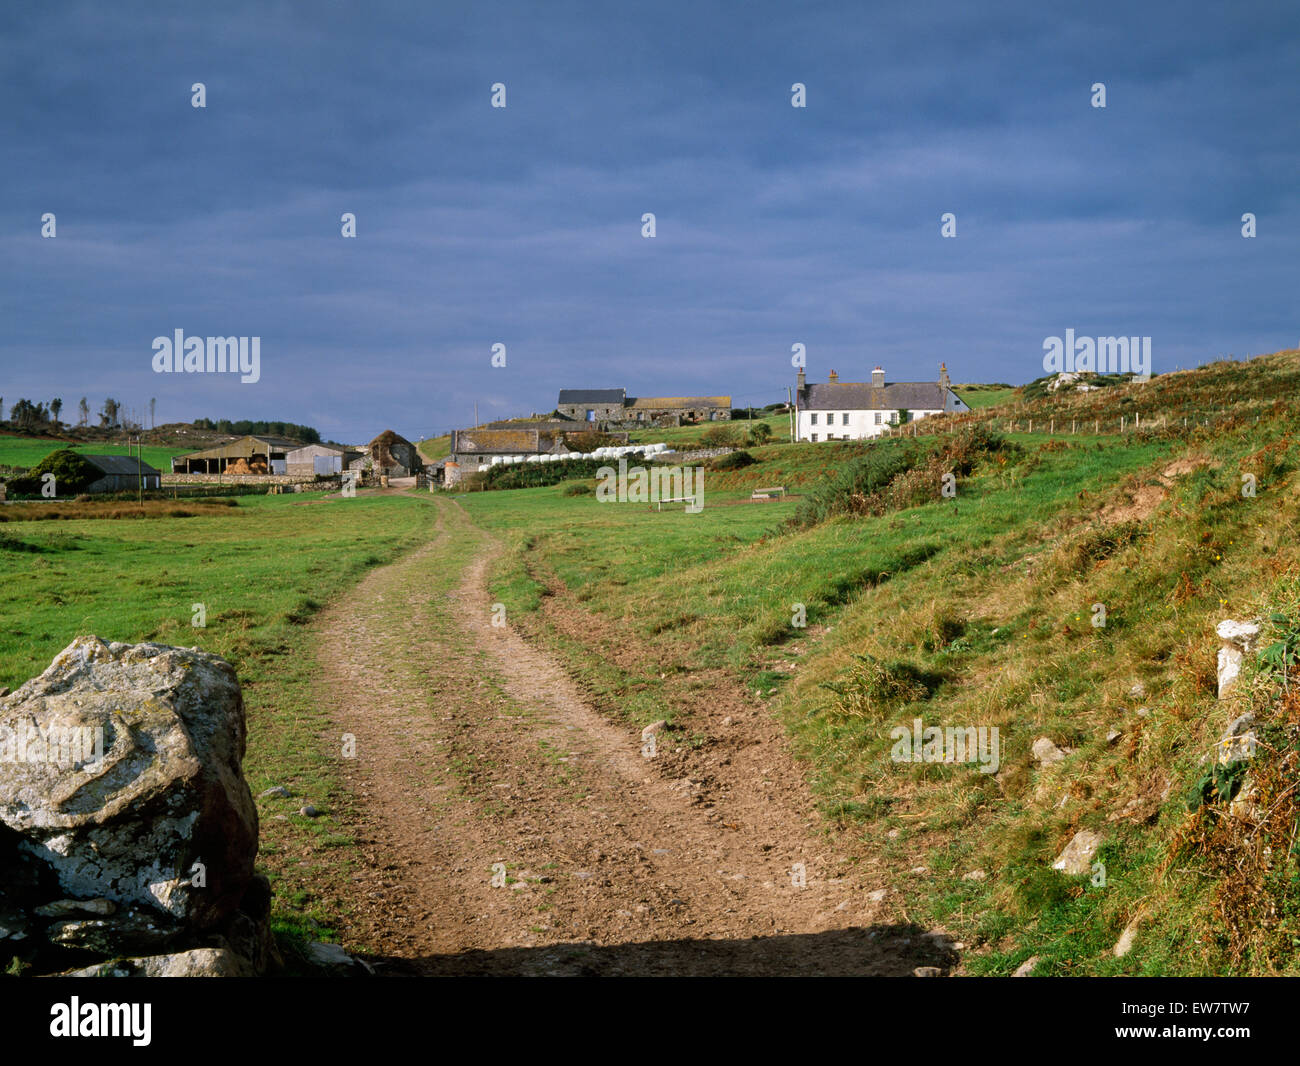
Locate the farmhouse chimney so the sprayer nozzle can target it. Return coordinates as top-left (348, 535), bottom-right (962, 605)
top-left (828, 369), bottom-right (838, 384)
top-left (939, 362), bottom-right (950, 388)
top-left (872, 366), bottom-right (885, 389)
top-left (797, 367), bottom-right (806, 390)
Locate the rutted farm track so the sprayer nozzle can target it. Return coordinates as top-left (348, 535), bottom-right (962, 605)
top-left (313, 498), bottom-right (953, 975)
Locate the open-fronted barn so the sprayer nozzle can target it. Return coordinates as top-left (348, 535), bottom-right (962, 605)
top-left (171, 435), bottom-right (302, 474)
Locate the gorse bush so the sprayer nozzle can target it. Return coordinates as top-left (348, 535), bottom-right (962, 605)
top-left (707, 450), bottom-right (755, 471)
top-left (788, 427), bottom-right (1012, 529)
top-left (699, 425), bottom-right (745, 447)
top-left (788, 439), bottom-right (922, 528)
top-left (5, 449), bottom-right (100, 497)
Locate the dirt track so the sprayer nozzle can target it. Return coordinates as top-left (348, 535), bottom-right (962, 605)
top-left (315, 499), bottom-right (954, 975)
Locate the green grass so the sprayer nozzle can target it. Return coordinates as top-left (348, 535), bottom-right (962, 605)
top-left (454, 348), bottom-right (1300, 974)
top-left (7, 351), bottom-right (1300, 976)
top-left (954, 385), bottom-right (1019, 410)
top-left (625, 412), bottom-right (792, 448)
top-left (415, 434), bottom-right (450, 463)
top-left (0, 436), bottom-right (188, 472)
top-left (0, 489), bottom-right (437, 955)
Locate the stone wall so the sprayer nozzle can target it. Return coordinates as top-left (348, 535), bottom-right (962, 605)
top-left (162, 473), bottom-right (317, 486)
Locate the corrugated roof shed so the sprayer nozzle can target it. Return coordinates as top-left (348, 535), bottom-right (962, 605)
top-left (174, 435), bottom-right (301, 461)
top-left (83, 455), bottom-right (162, 477)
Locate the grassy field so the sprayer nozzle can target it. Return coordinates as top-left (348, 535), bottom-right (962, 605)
top-left (7, 354), bottom-right (1300, 976)
top-left (0, 489), bottom-right (438, 964)
top-left (462, 349), bottom-right (1300, 975)
top-left (954, 385), bottom-right (1019, 410)
top-left (0, 436), bottom-right (188, 472)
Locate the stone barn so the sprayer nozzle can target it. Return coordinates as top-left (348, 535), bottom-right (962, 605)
top-left (556, 388), bottom-right (626, 423)
top-left (350, 430), bottom-right (422, 479)
top-left (623, 395), bottom-right (732, 425)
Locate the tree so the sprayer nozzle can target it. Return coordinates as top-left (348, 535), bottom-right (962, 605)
top-left (78, 397), bottom-right (89, 426)
top-left (100, 397), bottom-right (120, 428)
top-left (10, 398), bottom-right (42, 429)
top-left (149, 397), bottom-right (156, 429)
top-left (748, 422), bottom-right (773, 446)
top-left (0, 397), bottom-right (4, 422)
top-left (50, 398), bottom-right (63, 425)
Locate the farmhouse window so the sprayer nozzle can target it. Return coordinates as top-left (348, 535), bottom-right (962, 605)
top-left (810, 413), bottom-right (818, 425)
top-left (874, 412), bottom-right (882, 425)
top-left (811, 433), bottom-right (818, 442)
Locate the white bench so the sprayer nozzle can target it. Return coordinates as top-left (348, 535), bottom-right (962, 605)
top-left (751, 485), bottom-right (786, 500)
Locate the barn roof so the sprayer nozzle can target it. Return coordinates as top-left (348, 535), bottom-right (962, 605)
top-left (558, 388), bottom-right (625, 405)
top-left (367, 429), bottom-right (414, 449)
top-left (173, 435), bottom-right (302, 461)
top-left (83, 454), bottom-right (162, 477)
top-left (285, 443), bottom-right (360, 459)
top-left (627, 396), bottom-right (731, 408)
top-left (452, 428), bottom-right (561, 454)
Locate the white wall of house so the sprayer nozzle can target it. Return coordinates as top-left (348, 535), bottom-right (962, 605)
top-left (795, 407), bottom-right (943, 442)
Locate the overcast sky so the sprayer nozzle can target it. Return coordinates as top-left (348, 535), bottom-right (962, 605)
top-left (3, 1), bottom-right (1298, 442)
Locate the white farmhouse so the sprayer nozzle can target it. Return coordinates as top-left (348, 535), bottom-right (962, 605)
top-left (794, 364), bottom-right (970, 442)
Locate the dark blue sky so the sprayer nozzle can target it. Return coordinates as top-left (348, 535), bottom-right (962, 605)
top-left (3, 1), bottom-right (1298, 442)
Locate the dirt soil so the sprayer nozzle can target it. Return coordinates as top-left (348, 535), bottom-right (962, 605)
top-left (312, 500), bottom-right (955, 975)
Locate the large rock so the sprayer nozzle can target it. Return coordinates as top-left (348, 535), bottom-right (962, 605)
top-left (63, 947), bottom-right (254, 978)
top-left (0, 636), bottom-right (258, 937)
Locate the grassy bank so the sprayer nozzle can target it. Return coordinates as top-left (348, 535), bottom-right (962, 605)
top-left (461, 349), bottom-right (1300, 975)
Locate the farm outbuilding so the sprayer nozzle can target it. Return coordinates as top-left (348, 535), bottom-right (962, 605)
top-left (624, 395), bottom-right (732, 425)
top-left (556, 388), bottom-right (627, 423)
top-left (285, 443), bottom-right (362, 477)
top-left (82, 455), bottom-right (162, 493)
top-left (171, 435), bottom-right (301, 474)
top-left (348, 430), bottom-right (422, 479)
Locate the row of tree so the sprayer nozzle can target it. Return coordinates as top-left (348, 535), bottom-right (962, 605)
top-left (191, 418), bottom-right (321, 443)
top-left (0, 396), bottom-right (158, 430)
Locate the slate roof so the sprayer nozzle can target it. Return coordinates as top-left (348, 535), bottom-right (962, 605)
top-left (83, 454), bottom-right (162, 477)
top-left (800, 381), bottom-right (956, 411)
top-left (557, 388), bottom-right (626, 405)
